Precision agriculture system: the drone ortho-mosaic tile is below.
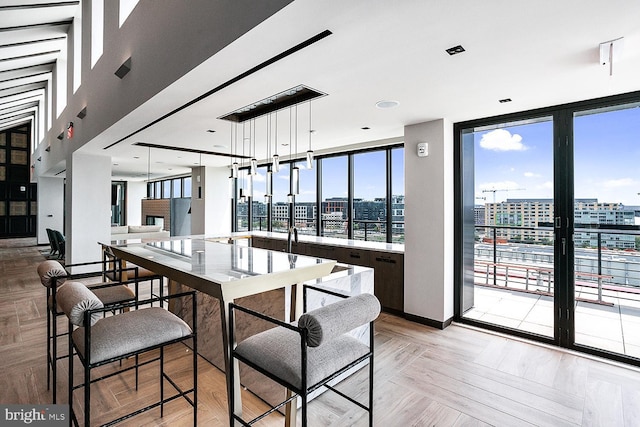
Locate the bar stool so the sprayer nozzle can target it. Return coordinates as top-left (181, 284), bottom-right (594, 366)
top-left (37, 259), bottom-right (141, 403)
top-left (57, 282), bottom-right (197, 426)
top-left (229, 286), bottom-right (380, 426)
top-left (103, 246), bottom-right (165, 306)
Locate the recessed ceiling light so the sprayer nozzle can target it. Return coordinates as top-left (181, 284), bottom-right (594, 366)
top-left (133, 156), bottom-right (139, 159)
top-left (376, 100), bottom-right (399, 109)
top-left (446, 45), bottom-right (465, 55)
top-left (499, 98), bottom-right (512, 103)
top-left (281, 143), bottom-right (289, 146)
top-left (113, 163), bottom-right (119, 166)
top-left (361, 126), bottom-right (370, 130)
top-left (213, 144), bottom-right (227, 149)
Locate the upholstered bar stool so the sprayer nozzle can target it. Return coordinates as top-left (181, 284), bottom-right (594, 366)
top-left (103, 246), bottom-right (165, 306)
top-left (229, 286), bottom-right (380, 427)
top-left (57, 282), bottom-right (197, 427)
top-left (37, 259), bottom-right (140, 403)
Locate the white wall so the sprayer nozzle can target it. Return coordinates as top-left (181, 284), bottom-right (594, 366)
top-left (66, 152), bottom-right (111, 265)
top-left (191, 166), bottom-right (231, 236)
top-left (404, 119), bottom-right (454, 325)
top-left (204, 166), bottom-right (232, 236)
top-left (126, 180), bottom-right (146, 225)
top-left (36, 177), bottom-right (64, 245)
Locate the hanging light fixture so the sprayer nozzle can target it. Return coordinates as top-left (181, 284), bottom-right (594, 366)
top-left (286, 107), bottom-right (295, 204)
top-left (250, 118), bottom-right (257, 175)
top-left (266, 112), bottom-right (273, 199)
top-left (272, 110), bottom-right (280, 172)
top-left (231, 122), bottom-right (239, 178)
top-left (229, 122), bottom-right (235, 199)
top-left (146, 146), bottom-right (151, 183)
top-left (306, 100), bottom-right (314, 169)
top-left (243, 121), bottom-right (253, 199)
top-left (291, 104), bottom-right (300, 195)
top-left (238, 122), bottom-right (246, 202)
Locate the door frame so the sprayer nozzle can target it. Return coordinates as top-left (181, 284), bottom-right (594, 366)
top-left (454, 89), bottom-right (640, 367)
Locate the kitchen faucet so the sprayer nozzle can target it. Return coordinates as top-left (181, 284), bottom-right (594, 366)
top-left (287, 226), bottom-right (298, 253)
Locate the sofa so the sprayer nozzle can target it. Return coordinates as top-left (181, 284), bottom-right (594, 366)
top-left (110, 225), bottom-right (170, 241)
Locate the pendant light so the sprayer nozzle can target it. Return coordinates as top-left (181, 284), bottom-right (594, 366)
top-left (287, 107), bottom-right (295, 204)
top-left (244, 121), bottom-right (253, 199)
top-left (272, 110), bottom-right (280, 172)
top-left (231, 122), bottom-right (239, 178)
top-left (238, 122), bottom-right (245, 203)
top-left (291, 104), bottom-right (300, 195)
top-left (266, 112), bottom-right (273, 200)
top-left (229, 122), bottom-right (235, 199)
top-left (306, 100), bottom-right (314, 169)
top-left (249, 118), bottom-right (257, 176)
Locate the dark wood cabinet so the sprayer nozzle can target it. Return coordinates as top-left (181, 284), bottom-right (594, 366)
top-left (334, 247), bottom-right (371, 266)
top-left (371, 252), bottom-right (404, 313)
top-left (251, 235), bottom-right (404, 313)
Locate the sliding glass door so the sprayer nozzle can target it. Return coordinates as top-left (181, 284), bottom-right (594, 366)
top-left (572, 103), bottom-right (640, 358)
top-left (457, 92), bottom-right (640, 364)
top-left (459, 117), bottom-right (555, 338)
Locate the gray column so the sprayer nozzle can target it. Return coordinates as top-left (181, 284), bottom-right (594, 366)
top-left (190, 166), bottom-right (232, 236)
top-left (404, 119), bottom-right (454, 325)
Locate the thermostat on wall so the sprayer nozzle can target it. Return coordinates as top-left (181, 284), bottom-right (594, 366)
top-left (417, 142), bottom-right (428, 157)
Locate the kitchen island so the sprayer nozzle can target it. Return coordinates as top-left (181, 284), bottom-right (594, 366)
top-left (105, 236), bottom-right (337, 425)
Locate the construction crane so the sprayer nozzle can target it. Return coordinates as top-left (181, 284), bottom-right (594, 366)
top-left (481, 188), bottom-right (525, 203)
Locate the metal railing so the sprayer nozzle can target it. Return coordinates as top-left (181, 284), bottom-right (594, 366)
top-left (241, 215), bottom-right (405, 243)
top-left (473, 224), bottom-right (640, 304)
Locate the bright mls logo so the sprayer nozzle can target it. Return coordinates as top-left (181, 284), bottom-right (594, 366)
top-left (1, 405), bottom-right (67, 426)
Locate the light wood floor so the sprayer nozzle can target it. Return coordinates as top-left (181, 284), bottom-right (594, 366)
top-left (1, 238), bottom-right (640, 426)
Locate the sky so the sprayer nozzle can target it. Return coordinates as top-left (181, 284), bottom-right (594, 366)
top-left (474, 105), bottom-right (640, 206)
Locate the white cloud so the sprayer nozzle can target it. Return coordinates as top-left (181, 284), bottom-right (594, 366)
top-left (524, 172), bottom-right (541, 178)
top-left (479, 129), bottom-right (527, 151)
top-left (253, 172), bottom-right (265, 182)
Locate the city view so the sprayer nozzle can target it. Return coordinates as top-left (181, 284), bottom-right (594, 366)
top-left (234, 146), bottom-right (405, 243)
top-left (463, 103), bottom-right (640, 359)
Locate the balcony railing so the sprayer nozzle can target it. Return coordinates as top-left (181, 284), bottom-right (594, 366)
top-left (238, 215), bottom-right (405, 243)
top-left (473, 224), bottom-right (640, 304)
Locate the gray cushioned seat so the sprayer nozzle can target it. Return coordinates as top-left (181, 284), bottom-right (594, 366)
top-left (56, 281), bottom-right (104, 326)
top-left (72, 307), bottom-right (192, 364)
top-left (37, 260), bottom-right (67, 288)
top-left (235, 326), bottom-right (369, 390)
top-left (130, 265), bottom-right (159, 278)
top-left (90, 284), bottom-right (135, 305)
top-left (48, 283), bottom-right (135, 310)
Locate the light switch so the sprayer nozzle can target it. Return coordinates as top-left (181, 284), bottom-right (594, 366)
top-left (417, 142), bottom-right (428, 157)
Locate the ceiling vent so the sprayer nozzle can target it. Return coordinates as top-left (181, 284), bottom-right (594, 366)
top-left (219, 85), bottom-right (326, 123)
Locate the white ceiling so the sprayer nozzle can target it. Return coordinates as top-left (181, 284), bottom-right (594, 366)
top-left (2, 0), bottom-right (640, 180)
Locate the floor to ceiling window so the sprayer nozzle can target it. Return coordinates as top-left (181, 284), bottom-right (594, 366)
top-left (459, 117), bottom-right (555, 338)
top-left (353, 151), bottom-right (386, 242)
top-left (271, 162), bottom-right (290, 233)
top-left (232, 144), bottom-right (404, 243)
top-left (456, 91), bottom-right (640, 365)
top-left (295, 159), bottom-right (316, 235)
top-left (572, 103), bottom-right (640, 358)
top-left (321, 155), bottom-right (348, 238)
